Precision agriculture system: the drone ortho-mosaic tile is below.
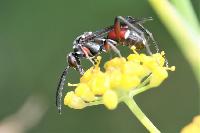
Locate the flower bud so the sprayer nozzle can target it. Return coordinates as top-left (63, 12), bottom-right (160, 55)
top-left (75, 83), bottom-right (95, 102)
top-left (103, 90), bottom-right (118, 110)
top-left (88, 72), bottom-right (110, 95)
top-left (120, 75), bottom-right (140, 90)
top-left (64, 91), bottom-right (86, 109)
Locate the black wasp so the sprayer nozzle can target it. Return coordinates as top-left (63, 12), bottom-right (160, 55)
top-left (56, 16), bottom-right (161, 114)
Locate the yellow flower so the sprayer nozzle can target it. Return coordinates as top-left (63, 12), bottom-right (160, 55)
top-left (122, 61), bottom-right (150, 78)
top-left (120, 74), bottom-right (140, 90)
top-left (88, 72), bottom-right (110, 95)
top-left (152, 51), bottom-right (166, 67)
top-left (106, 69), bottom-right (122, 89)
top-left (104, 57), bottom-right (126, 71)
top-left (80, 67), bottom-right (100, 83)
top-left (150, 67), bottom-right (168, 87)
top-left (79, 68), bottom-right (93, 83)
top-left (103, 89), bottom-right (118, 110)
top-left (181, 115), bottom-right (200, 133)
top-left (75, 83), bottom-right (95, 102)
top-left (64, 47), bottom-right (175, 110)
top-left (127, 53), bottom-right (141, 63)
top-left (64, 91), bottom-right (86, 109)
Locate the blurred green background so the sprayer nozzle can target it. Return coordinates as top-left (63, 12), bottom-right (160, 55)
top-left (0, 0), bottom-right (199, 133)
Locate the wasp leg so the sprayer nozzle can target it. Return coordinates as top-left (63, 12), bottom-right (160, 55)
top-left (86, 56), bottom-right (95, 65)
top-left (127, 16), bottom-right (159, 53)
top-left (104, 39), bottom-right (122, 57)
top-left (136, 24), bottom-right (168, 66)
top-left (92, 37), bottom-right (121, 58)
top-left (125, 16), bottom-right (153, 24)
top-left (109, 51), bottom-right (113, 59)
top-left (114, 17), bottom-right (121, 40)
top-left (127, 16), bottom-right (168, 66)
top-left (138, 24), bottom-right (160, 54)
top-left (140, 26), bottom-right (168, 66)
top-left (76, 65), bottom-right (85, 75)
top-left (79, 46), bottom-right (95, 65)
top-left (115, 16), bottom-right (153, 55)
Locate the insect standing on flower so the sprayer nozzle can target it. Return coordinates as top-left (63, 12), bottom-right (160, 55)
top-left (56, 16), bottom-right (160, 114)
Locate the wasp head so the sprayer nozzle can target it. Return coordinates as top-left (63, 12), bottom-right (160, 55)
top-left (67, 52), bottom-right (84, 75)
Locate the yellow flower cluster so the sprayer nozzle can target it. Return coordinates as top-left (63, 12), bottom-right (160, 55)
top-left (64, 47), bottom-right (175, 110)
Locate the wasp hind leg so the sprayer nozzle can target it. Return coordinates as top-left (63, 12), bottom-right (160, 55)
top-left (115, 16), bottom-right (153, 55)
top-left (126, 16), bottom-right (169, 66)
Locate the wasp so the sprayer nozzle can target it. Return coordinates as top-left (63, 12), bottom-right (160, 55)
top-left (56, 16), bottom-right (160, 114)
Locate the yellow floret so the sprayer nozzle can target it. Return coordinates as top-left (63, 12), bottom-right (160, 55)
top-left (181, 115), bottom-right (200, 133)
top-left (88, 72), bottom-right (110, 95)
top-left (80, 67), bottom-right (101, 83)
top-left (120, 75), bottom-right (141, 90)
top-left (152, 52), bottom-right (165, 67)
top-left (150, 67), bottom-right (168, 87)
top-left (140, 54), bottom-right (158, 69)
top-left (80, 56), bottom-right (103, 83)
top-left (122, 61), bottom-right (150, 78)
top-left (75, 83), bottom-right (95, 102)
top-left (140, 52), bottom-right (166, 70)
top-left (104, 57), bottom-right (126, 71)
top-left (103, 89), bottom-right (118, 110)
top-left (106, 69), bottom-right (122, 89)
top-left (64, 91), bottom-right (86, 109)
top-left (127, 54), bottom-right (141, 63)
top-left (80, 68), bottom-right (93, 83)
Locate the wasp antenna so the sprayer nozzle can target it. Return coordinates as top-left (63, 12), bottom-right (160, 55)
top-left (144, 17), bottom-right (153, 21)
top-left (136, 17), bottom-right (153, 23)
top-left (126, 16), bottom-right (153, 24)
top-left (56, 66), bottom-right (70, 114)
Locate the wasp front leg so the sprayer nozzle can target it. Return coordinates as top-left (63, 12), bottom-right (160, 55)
top-left (79, 45), bottom-right (96, 65)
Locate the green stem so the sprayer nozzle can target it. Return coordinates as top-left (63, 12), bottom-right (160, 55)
top-left (124, 97), bottom-right (160, 133)
top-left (129, 75), bottom-right (152, 97)
top-left (171, 0), bottom-right (200, 31)
top-left (148, 0), bottom-right (200, 86)
top-left (130, 85), bottom-right (151, 97)
top-left (87, 100), bottom-right (103, 106)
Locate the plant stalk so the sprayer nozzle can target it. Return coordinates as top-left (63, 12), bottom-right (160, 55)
top-left (124, 97), bottom-right (160, 133)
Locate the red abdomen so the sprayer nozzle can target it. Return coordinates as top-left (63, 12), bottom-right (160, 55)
top-left (108, 28), bottom-right (127, 40)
